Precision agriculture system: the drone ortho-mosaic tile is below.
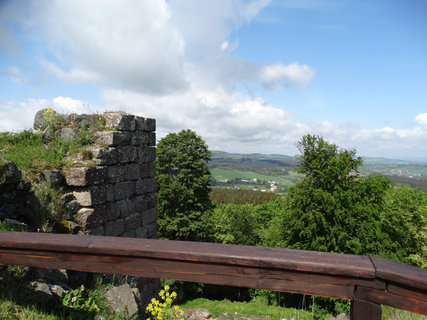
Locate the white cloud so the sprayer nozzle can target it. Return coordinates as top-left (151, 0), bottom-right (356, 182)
top-left (19, 0), bottom-right (310, 94)
top-left (40, 60), bottom-right (100, 83)
top-left (259, 63), bottom-right (315, 88)
top-left (0, 96), bottom-right (96, 132)
top-left (415, 113), bottom-right (427, 126)
top-left (28, 0), bottom-right (186, 93)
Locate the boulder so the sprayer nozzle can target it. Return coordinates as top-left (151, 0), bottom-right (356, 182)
top-left (33, 109), bottom-right (47, 130)
top-left (105, 284), bottom-right (139, 319)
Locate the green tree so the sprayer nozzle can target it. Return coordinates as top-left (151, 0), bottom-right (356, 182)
top-left (381, 185), bottom-right (427, 266)
top-left (284, 134), bottom-right (394, 255)
top-left (156, 129), bottom-right (213, 241)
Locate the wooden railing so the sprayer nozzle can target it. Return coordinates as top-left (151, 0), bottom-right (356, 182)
top-left (0, 232), bottom-right (425, 319)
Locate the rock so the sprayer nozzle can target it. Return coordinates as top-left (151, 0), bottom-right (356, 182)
top-left (103, 112), bottom-right (136, 131)
top-left (183, 308), bottom-right (214, 320)
top-left (33, 109), bottom-right (48, 130)
top-left (57, 127), bottom-right (76, 140)
top-left (64, 166), bottom-right (107, 186)
top-left (1, 161), bottom-right (21, 184)
top-left (69, 221), bottom-right (81, 234)
top-left (105, 284), bottom-right (139, 319)
top-left (48, 283), bottom-right (67, 299)
top-left (29, 281), bottom-right (54, 305)
top-left (16, 180), bottom-right (31, 191)
top-left (43, 170), bottom-right (63, 187)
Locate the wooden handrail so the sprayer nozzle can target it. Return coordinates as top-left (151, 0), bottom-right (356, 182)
top-left (0, 232), bottom-right (425, 319)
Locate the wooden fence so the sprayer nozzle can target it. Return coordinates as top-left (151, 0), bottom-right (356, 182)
top-left (0, 231), bottom-right (426, 319)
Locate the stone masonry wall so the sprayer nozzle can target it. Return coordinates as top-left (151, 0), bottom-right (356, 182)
top-left (0, 161), bottom-right (32, 222)
top-left (63, 112), bottom-right (158, 239)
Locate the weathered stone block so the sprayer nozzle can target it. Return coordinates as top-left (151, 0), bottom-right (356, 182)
top-left (105, 202), bottom-right (120, 221)
top-left (147, 193), bottom-right (157, 209)
top-left (106, 166), bottom-right (125, 183)
top-left (65, 200), bottom-right (80, 216)
top-left (125, 213), bottom-right (141, 231)
top-left (146, 222), bottom-right (158, 239)
top-left (140, 162), bottom-right (156, 178)
top-left (91, 147), bottom-right (117, 165)
top-left (135, 117), bottom-right (155, 132)
top-left (124, 164), bottom-right (140, 181)
top-left (43, 170), bottom-right (63, 186)
top-left (137, 147), bottom-right (156, 163)
top-left (114, 181), bottom-right (134, 200)
top-left (131, 132), bottom-right (156, 146)
top-left (142, 207), bottom-right (158, 226)
top-left (134, 195), bottom-right (148, 212)
top-left (135, 178), bottom-right (156, 195)
top-left (57, 127), bottom-right (76, 141)
top-left (94, 131), bottom-right (131, 146)
top-left (16, 180), bottom-right (31, 191)
top-left (1, 161), bottom-right (21, 184)
top-left (115, 199), bottom-right (129, 218)
top-left (126, 198), bottom-right (136, 214)
top-left (65, 167), bottom-right (106, 186)
top-left (103, 113), bottom-right (136, 131)
top-left (106, 184), bottom-right (114, 202)
top-left (73, 185), bottom-right (107, 206)
top-left (105, 219), bottom-right (125, 236)
top-left (116, 146), bottom-right (137, 163)
top-left (135, 226), bottom-right (146, 238)
top-left (89, 225), bottom-right (104, 236)
top-left (77, 206), bottom-right (108, 229)
top-left (122, 230), bottom-right (136, 238)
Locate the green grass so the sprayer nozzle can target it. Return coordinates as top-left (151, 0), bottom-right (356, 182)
top-left (211, 168), bottom-right (302, 188)
top-left (180, 298), bottom-right (313, 319)
top-left (0, 131), bottom-right (71, 177)
top-left (0, 298), bottom-right (59, 320)
top-left (382, 306), bottom-right (427, 320)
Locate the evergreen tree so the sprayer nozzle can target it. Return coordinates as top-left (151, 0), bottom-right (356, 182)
top-left (156, 129), bottom-right (213, 241)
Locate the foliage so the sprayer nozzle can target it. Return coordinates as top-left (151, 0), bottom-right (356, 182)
top-left (283, 135), bottom-right (393, 255)
top-left (61, 285), bottom-right (100, 313)
top-left (33, 180), bottom-right (67, 231)
top-left (213, 204), bottom-right (258, 245)
top-left (41, 108), bottom-right (67, 132)
top-left (381, 185), bottom-right (427, 266)
top-left (156, 129), bottom-right (214, 241)
top-left (212, 199), bottom-right (287, 247)
top-left (146, 285), bottom-right (186, 320)
top-left (210, 188), bottom-right (279, 205)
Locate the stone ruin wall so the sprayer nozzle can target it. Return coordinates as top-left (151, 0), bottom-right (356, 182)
top-left (0, 111), bottom-right (161, 311)
top-left (0, 111), bottom-right (159, 239)
top-left (64, 112), bottom-right (158, 238)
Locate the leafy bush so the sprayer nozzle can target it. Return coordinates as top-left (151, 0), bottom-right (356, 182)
top-left (61, 285), bottom-right (100, 313)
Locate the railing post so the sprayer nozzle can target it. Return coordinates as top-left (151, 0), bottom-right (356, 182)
top-left (351, 298), bottom-right (382, 320)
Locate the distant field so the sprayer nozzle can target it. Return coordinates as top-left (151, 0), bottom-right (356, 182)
top-left (211, 168), bottom-right (302, 189)
top-left (210, 151), bottom-right (427, 192)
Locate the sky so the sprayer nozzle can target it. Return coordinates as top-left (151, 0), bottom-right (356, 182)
top-left (0, 0), bottom-right (426, 160)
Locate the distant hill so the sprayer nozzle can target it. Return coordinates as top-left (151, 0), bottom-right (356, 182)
top-left (210, 151), bottom-right (427, 192)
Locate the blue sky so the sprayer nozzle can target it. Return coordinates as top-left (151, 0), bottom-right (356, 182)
top-left (1, 0), bottom-right (426, 160)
